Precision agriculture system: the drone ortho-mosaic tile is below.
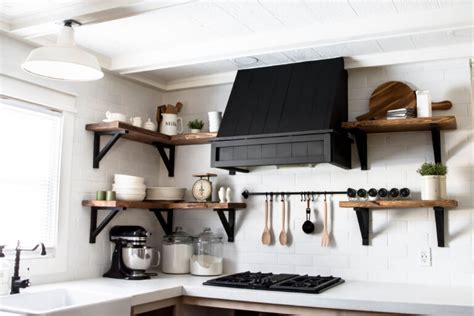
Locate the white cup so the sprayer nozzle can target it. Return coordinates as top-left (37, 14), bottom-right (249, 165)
top-left (208, 111), bottom-right (222, 132)
top-left (160, 113), bottom-right (183, 136)
top-left (130, 117), bottom-right (143, 127)
top-left (106, 111), bottom-right (127, 122)
top-left (416, 90), bottom-right (432, 118)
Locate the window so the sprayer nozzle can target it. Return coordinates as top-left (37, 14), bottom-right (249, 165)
top-left (0, 98), bottom-right (62, 249)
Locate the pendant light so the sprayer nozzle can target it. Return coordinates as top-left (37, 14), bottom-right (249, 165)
top-left (22, 20), bottom-right (104, 81)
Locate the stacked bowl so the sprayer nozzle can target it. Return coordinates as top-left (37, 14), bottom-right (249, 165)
top-left (113, 174), bottom-right (146, 201)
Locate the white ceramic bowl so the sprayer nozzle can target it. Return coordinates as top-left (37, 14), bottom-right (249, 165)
top-left (114, 174), bottom-right (145, 186)
top-left (146, 187), bottom-right (186, 201)
top-left (112, 183), bottom-right (147, 190)
top-left (116, 192), bottom-right (146, 201)
top-left (113, 188), bottom-right (146, 196)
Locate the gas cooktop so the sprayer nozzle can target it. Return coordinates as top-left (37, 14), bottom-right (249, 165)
top-left (203, 272), bottom-right (344, 294)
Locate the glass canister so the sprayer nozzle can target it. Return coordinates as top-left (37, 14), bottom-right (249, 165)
top-left (191, 227), bottom-right (223, 276)
top-left (161, 227), bottom-right (193, 274)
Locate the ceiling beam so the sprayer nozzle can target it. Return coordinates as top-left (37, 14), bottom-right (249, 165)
top-left (109, 6), bottom-right (473, 74)
top-left (131, 43), bottom-right (473, 92)
top-left (8, 0), bottom-right (194, 39)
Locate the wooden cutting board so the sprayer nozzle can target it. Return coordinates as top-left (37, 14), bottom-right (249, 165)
top-left (356, 81), bottom-right (453, 121)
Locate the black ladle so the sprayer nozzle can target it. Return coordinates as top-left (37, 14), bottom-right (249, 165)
top-left (302, 195), bottom-right (314, 234)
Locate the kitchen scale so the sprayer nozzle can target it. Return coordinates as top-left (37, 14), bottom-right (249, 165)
top-left (191, 173), bottom-right (217, 202)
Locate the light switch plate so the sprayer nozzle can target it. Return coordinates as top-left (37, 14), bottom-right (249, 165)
top-left (418, 247), bottom-right (432, 267)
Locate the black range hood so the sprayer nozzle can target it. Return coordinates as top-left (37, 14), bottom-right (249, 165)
top-left (211, 57), bottom-right (351, 173)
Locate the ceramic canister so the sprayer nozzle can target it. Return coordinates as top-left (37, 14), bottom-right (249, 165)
top-left (160, 113), bottom-right (183, 136)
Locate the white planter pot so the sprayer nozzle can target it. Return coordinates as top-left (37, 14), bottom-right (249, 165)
top-left (439, 175), bottom-right (447, 199)
top-left (421, 175), bottom-right (446, 200)
top-left (190, 129), bottom-right (201, 134)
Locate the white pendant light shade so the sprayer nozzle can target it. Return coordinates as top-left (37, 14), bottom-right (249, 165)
top-left (22, 23), bottom-right (103, 81)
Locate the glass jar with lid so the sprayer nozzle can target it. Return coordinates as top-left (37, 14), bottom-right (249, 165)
top-left (191, 227), bottom-right (223, 276)
top-left (161, 227), bottom-right (193, 274)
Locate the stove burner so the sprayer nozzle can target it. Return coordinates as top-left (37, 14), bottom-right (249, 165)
top-left (203, 272), bottom-right (344, 294)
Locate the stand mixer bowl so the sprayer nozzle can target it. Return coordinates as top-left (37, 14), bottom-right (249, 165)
top-left (122, 247), bottom-right (160, 271)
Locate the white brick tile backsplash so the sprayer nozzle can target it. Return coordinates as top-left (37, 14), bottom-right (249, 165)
top-left (4, 44), bottom-right (464, 287)
top-left (160, 59), bottom-right (473, 287)
top-left (313, 255), bottom-right (349, 268)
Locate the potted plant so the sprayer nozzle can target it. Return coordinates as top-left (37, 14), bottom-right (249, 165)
top-left (187, 119), bottom-right (204, 133)
top-left (417, 162), bottom-right (447, 200)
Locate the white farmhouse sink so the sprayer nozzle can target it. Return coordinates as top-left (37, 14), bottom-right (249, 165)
top-left (0, 288), bottom-right (130, 316)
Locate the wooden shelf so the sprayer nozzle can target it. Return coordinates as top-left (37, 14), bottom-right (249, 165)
top-left (339, 199), bottom-right (457, 247)
top-left (341, 116), bottom-right (456, 133)
top-left (86, 121), bottom-right (217, 176)
top-left (341, 116), bottom-right (457, 170)
top-left (83, 200), bottom-right (246, 243)
top-left (339, 199), bottom-right (457, 209)
top-left (82, 200), bottom-right (246, 209)
top-left (86, 121), bottom-right (217, 145)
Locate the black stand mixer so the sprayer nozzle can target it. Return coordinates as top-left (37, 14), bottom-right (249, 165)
top-left (104, 226), bottom-right (158, 280)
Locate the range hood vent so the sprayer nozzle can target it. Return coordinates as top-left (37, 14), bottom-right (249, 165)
top-left (211, 57), bottom-right (352, 173)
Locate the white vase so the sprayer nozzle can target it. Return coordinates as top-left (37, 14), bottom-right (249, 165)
top-left (421, 176), bottom-right (441, 200)
top-left (191, 129), bottom-right (201, 134)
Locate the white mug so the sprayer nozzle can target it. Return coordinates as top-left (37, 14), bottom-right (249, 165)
top-left (160, 113), bottom-right (183, 136)
top-left (106, 111), bottom-right (127, 122)
top-left (130, 117), bottom-right (143, 127)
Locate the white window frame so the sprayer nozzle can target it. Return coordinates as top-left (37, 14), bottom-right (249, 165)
top-left (0, 74), bottom-right (76, 275)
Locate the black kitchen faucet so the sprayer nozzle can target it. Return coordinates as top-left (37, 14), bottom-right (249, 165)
top-left (10, 241), bottom-right (46, 294)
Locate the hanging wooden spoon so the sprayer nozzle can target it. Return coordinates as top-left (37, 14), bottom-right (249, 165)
top-left (261, 194), bottom-right (271, 245)
top-left (279, 195), bottom-right (288, 246)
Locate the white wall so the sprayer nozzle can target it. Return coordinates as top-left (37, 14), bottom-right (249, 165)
top-left (0, 35), bottom-right (163, 284)
top-left (1, 34), bottom-right (472, 288)
top-left (160, 58), bottom-right (473, 287)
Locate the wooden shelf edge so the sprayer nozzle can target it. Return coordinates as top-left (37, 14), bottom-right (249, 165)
top-left (339, 199), bottom-right (458, 209)
top-left (85, 121), bottom-right (217, 145)
top-left (341, 116), bottom-right (457, 133)
top-left (170, 132), bottom-right (217, 145)
top-left (82, 200), bottom-right (246, 209)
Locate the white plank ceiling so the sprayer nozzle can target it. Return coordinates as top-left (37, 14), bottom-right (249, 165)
top-left (0, 0), bottom-right (472, 90)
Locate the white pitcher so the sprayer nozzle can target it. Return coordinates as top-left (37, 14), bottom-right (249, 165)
top-left (160, 113), bottom-right (183, 136)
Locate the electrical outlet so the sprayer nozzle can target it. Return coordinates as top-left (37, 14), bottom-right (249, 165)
top-left (418, 248), bottom-right (432, 267)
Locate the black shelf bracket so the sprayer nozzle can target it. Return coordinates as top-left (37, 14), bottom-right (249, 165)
top-left (90, 207), bottom-right (122, 243)
top-left (220, 167), bottom-right (250, 175)
top-left (350, 129), bottom-right (368, 170)
top-left (150, 209), bottom-right (174, 235)
top-left (430, 125), bottom-right (442, 164)
top-left (433, 206), bottom-right (445, 247)
top-left (153, 142), bottom-right (175, 177)
top-left (215, 209), bottom-right (236, 242)
top-left (354, 207), bottom-right (370, 246)
top-left (350, 124), bottom-right (444, 170)
top-left (93, 131), bottom-right (128, 168)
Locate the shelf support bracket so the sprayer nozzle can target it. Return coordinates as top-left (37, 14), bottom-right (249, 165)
top-left (354, 207), bottom-right (370, 246)
top-left (220, 167), bottom-right (250, 175)
top-left (90, 207), bottom-right (122, 243)
top-left (150, 209), bottom-right (174, 235)
top-left (93, 131), bottom-right (127, 168)
top-left (153, 143), bottom-right (175, 177)
top-left (215, 209), bottom-right (236, 242)
top-left (433, 206), bottom-right (445, 247)
top-left (351, 129), bottom-right (368, 170)
top-left (430, 125), bottom-right (442, 164)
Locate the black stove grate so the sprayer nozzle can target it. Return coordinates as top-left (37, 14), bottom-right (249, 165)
top-left (204, 271), bottom-right (344, 294)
